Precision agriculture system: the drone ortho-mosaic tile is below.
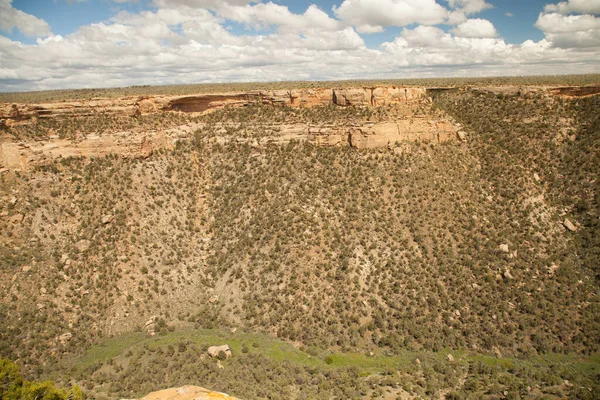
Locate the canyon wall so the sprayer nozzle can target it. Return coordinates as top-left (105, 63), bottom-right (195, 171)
top-left (0, 85), bottom-right (470, 171)
top-left (0, 87), bottom-right (427, 123)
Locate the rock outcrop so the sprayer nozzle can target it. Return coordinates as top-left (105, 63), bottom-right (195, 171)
top-left (0, 86), bottom-right (427, 124)
top-left (129, 385), bottom-right (239, 400)
top-left (0, 132), bottom-right (171, 170)
top-left (552, 86), bottom-right (600, 97)
top-left (0, 85), bottom-right (476, 170)
top-left (563, 218), bottom-right (578, 232)
top-left (1, 85), bottom-right (594, 126)
top-left (0, 118), bottom-right (460, 170)
top-left (207, 345), bottom-right (232, 359)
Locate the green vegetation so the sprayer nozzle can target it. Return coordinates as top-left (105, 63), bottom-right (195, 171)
top-left (0, 358), bottom-right (84, 400)
top-left (50, 328), bottom-right (600, 399)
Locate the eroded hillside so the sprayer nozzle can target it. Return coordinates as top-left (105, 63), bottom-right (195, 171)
top-left (0, 83), bottom-right (599, 399)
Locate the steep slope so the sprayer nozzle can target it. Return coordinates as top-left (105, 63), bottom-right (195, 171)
top-left (0, 85), bottom-right (599, 399)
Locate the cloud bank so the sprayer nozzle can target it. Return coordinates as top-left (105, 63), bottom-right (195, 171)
top-left (0, 0), bottom-right (598, 91)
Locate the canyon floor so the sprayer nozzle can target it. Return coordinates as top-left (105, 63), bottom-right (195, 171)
top-left (1, 76), bottom-right (599, 399)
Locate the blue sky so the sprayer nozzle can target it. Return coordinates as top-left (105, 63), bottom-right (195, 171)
top-left (0, 0), bottom-right (599, 91)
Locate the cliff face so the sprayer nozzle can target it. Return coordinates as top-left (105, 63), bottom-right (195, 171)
top-left (0, 87), bottom-right (428, 123)
top-left (4, 83), bottom-right (589, 171)
top-left (3, 84), bottom-right (597, 126)
top-left (0, 86), bottom-right (465, 171)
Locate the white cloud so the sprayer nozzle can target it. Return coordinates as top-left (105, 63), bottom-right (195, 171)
top-left (333, 0), bottom-right (449, 33)
top-left (382, 25), bottom-right (579, 67)
top-left (0, 0), bottom-right (51, 37)
top-left (68, 0), bottom-right (140, 3)
top-left (332, 0), bottom-right (496, 33)
top-left (447, 10), bottom-right (468, 25)
top-left (153, 0), bottom-right (255, 9)
top-left (452, 18), bottom-right (498, 38)
top-left (544, 0), bottom-right (600, 15)
top-left (536, 9), bottom-right (600, 48)
top-left (217, 3), bottom-right (343, 34)
top-left (446, 0), bottom-right (493, 15)
top-left (536, 13), bottom-right (600, 33)
top-left (0, 0), bottom-right (599, 92)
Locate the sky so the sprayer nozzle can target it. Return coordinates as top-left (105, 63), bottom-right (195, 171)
top-left (0, 0), bottom-right (599, 92)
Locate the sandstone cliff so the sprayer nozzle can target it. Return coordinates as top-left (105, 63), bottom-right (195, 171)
top-left (0, 87), bottom-right (427, 123)
top-left (0, 85), bottom-right (467, 171)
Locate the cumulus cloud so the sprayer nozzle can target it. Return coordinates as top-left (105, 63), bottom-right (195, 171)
top-left (536, 13), bottom-right (600, 33)
top-left (332, 0), bottom-right (496, 33)
top-left (0, 0), bottom-right (599, 92)
top-left (544, 0), bottom-right (600, 15)
top-left (452, 18), bottom-right (498, 38)
top-left (536, 13), bottom-right (600, 48)
top-left (333, 0), bottom-right (448, 33)
top-left (152, 0), bottom-right (256, 9)
top-left (447, 0), bottom-right (493, 14)
top-left (0, 0), bottom-right (51, 37)
top-left (536, 1), bottom-right (600, 49)
top-left (217, 3), bottom-right (343, 34)
top-left (382, 25), bottom-right (580, 68)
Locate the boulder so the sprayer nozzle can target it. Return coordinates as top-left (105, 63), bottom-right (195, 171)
top-left (207, 345), bottom-right (232, 359)
top-left (60, 254), bottom-right (69, 265)
top-left (9, 214), bottom-right (24, 224)
top-left (493, 346), bottom-right (503, 358)
top-left (499, 244), bottom-right (510, 253)
top-left (135, 385), bottom-right (239, 400)
top-left (563, 218), bottom-right (577, 232)
top-left (76, 239), bottom-right (91, 252)
top-left (102, 214), bottom-right (114, 224)
top-left (58, 332), bottom-right (73, 344)
top-left (446, 354), bottom-right (454, 362)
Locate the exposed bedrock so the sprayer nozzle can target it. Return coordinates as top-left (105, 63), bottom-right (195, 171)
top-left (166, 94), bottom-right (252, 113)
top-left (0, 118), bottom-right (461, 171)
top-left (0, 86), bottom-right (429, 123)
top-left (552, 86), bottom-right (600, 97)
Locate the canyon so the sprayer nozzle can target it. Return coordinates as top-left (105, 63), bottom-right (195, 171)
top-left (1, 79), bottom-right (599, 399)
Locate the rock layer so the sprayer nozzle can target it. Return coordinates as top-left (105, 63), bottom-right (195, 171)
top-left (0, 85), bottom-right (470, 170)
top-left (0, 118), bottom-right (459, 170)
top-left (0, 87), bottom-right (427, 123)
